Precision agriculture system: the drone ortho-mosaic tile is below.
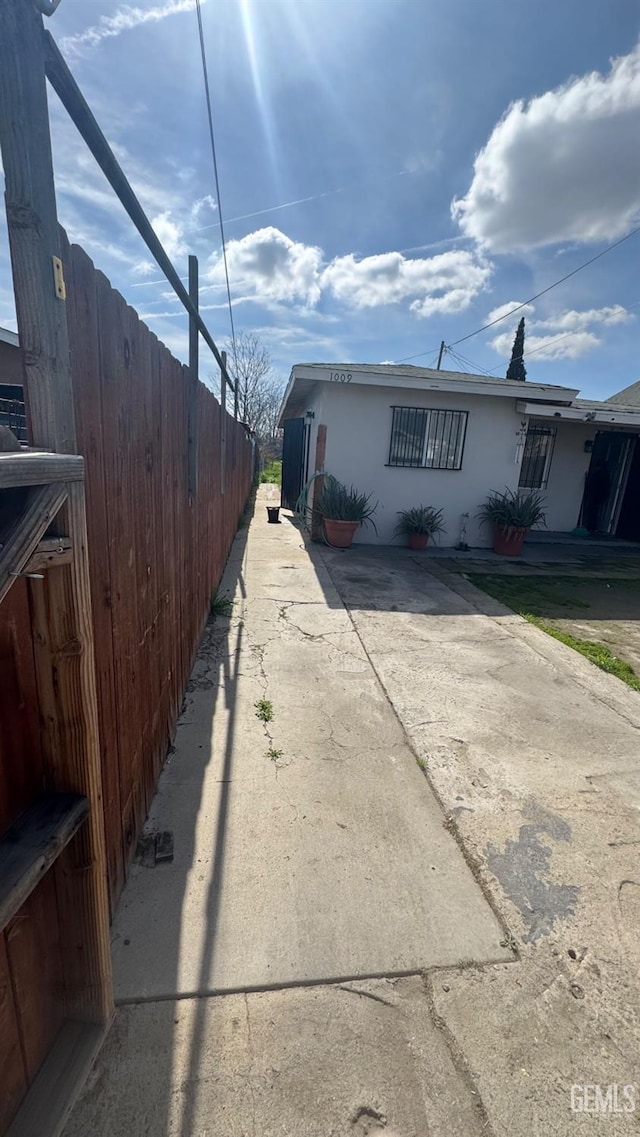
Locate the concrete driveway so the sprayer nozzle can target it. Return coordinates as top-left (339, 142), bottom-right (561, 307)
top-left (319, 542), bottom-right (640, 1135)
top-left (64, 505), bottom-right (640, 1137)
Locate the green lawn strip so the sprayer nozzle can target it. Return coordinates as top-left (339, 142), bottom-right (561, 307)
top-left (260, 460), bottom-right (282, 486)
top-left (468, 573), bottom-right (640, 693)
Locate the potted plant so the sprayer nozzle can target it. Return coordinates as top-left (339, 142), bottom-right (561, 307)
top-left (478, 488), bottom-right (546, 556)
top-left (394, 505), bottom-right (445, 550)
top-left (314, 475), bottom-right (377, 548)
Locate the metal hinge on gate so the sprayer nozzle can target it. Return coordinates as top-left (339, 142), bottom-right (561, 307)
top-left (52, 255), bottom-right (66, 300)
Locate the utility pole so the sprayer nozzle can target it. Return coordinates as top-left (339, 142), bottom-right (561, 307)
top-left (436, 340), bottom-right (445, 370)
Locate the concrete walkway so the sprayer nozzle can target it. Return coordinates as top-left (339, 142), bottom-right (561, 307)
top-left (65, 496), bottom-right (640, 1136)
top-left (64, 488), bottom-right (507, 1137)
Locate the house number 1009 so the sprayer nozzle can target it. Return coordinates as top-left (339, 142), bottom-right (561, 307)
top-left (329, 371), bottom-right (352, 383)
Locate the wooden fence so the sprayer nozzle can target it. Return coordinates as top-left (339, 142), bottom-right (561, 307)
top-left (64, 235), bottom-right (254, 907)
top-left (1, 235), bottom-right (253, 920)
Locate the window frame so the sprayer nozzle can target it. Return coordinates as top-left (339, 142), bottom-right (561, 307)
top-left (387, 405), bottom-right (468, 471)
top-left (518, 423), bottom-right (557, 490)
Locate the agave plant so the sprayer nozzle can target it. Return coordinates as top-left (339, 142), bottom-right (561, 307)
top-left (393, 505), bottom-right (445, 537)
top-left (314, 475), bottom-right (378, 528)
top-left (477, 488), bottom-right (546, 534)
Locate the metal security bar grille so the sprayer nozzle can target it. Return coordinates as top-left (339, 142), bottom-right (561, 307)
top-left (0, 397), bottom-right (27, 441)
top-left (388, 406), bottom-right (468, 469)
top-left (518, 424), bottom-right (556, 488)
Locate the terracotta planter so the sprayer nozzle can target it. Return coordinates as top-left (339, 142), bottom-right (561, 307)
top-left (493, 525), bottom-right (528, 556)
top-left (324, 518), bottom-right (359, 548)
top-left (408, 532), bottom-right (429, 551)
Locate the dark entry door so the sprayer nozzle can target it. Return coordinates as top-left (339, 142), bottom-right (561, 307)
top-left (281, 417), bottom-right (305, 509)
top-left (616, 436), bottom-right (640, 540)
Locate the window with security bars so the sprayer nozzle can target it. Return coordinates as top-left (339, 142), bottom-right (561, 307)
top-left (388, 406), bottom-right (468, 470)
top-left (518, 424), bottom-right (556, 489)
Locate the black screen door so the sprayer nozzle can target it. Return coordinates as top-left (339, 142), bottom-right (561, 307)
top-left (281, 417), bottom-right (305, 509)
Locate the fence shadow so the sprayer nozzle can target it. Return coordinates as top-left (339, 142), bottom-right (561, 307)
top-left (63, 495), bottom-right (256, 1136)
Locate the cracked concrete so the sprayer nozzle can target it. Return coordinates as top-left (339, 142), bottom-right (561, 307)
top-left (65, 498), bottom-right (640, 1137)
top-left (320, 543), bottom-right (640, 1135)
top-left (64, 487), bottom-right (510, 1137)
top-left (108, 495), bottom-right (506, 1002)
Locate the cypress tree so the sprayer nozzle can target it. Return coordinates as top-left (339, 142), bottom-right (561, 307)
top-left (506, 317), bottom-right (527, 381)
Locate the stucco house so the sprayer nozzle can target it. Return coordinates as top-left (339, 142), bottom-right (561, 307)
top-left (278, 363), bottom-right (640, 547)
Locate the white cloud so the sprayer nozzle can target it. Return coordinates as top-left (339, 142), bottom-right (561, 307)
top-left (487, 300), bottom-right (535, 325)
top-left (60, 0), bottom-right (202, 57)
top-left (203, 229), bottom-right (491, 316)
top-left (452, 45), bottom-right (640, 251)
top-left (207, 227), bottom-right (323, 306)
top-left (489, 302), bottom-right (634, 360)
top-left (322, 248), bottom-right (491, 316)
top-left (151, 212), bottom-right (186, 262)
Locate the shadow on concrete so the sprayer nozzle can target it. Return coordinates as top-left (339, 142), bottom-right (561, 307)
top-left (64, 492), bottom-right (256, 1137)
top-left (281, 513), bottom-right (640, 628)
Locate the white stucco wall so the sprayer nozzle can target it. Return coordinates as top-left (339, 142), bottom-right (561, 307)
top-left (542, 421), bottom-right (593, 532)
top-left (316, 382), bottom-right (526, 546)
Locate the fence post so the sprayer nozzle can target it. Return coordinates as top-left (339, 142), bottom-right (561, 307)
top-left (220, 349), bottom-right (227, 496)
top-left (0, 0), bottom-right (112, 1030)
top-left (188, 254), bottom-right (199, 499)
top-left (0, 0), bottom-right (76, 453)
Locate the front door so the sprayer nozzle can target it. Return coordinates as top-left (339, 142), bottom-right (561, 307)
top-left (616, 436), bottom-right (640, 540)
top-left (281, 417), bottom-right (305, 510)
top-left (582, 432), bottom-right (636, 534)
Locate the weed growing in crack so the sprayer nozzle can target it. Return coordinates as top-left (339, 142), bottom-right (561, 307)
top-left (500, 932), bottom-right (519, 952)
top-left (415, 756), bottom-right (427, 772)
top-left (210, 590), bottom-right (233, 619)
top-left (255, 698), bottom-right (274, 722)
top-left (267, 746), bottom-right (284, 763)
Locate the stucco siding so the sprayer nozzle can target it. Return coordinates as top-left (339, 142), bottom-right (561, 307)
top-left (542, 422), bottom-right (593, 532)
top-left (319, 383), bottom-right (525, 546)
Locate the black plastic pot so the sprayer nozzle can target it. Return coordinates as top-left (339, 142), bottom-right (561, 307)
top-left (266, 506), bottom-right (280, 524)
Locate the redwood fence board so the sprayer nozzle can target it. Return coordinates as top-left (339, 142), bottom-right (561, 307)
top-left (58, 237), bottom-right (253, 909)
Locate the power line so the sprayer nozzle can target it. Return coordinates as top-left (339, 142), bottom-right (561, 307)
top-left (397, 223), bottom-right (640, 364)
top-left (195, 0), bottom-right (236, 355)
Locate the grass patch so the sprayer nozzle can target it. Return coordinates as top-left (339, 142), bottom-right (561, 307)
top-left (468, 573), bottom-right (591, 615)
top-left (255, 697), bottom-right (274, 722)
top-left (260, 460), bottom-right (282, 486)
top-left (469, 573), bottom-right (640, 692)
top-left (529, 617), bottom-right (640, 691)
top-left (209, 590), bottom-right (233, 618)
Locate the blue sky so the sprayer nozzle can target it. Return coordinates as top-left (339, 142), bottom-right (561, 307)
top-left (1, 0), bottom-right (639, 397)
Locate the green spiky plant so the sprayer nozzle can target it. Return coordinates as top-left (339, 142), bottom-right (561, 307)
top-left (314, 475), bottom-right (378, 529)
top-left (394, 505), bottom-right (445, 538)
top-left (477, 488), bottom-right (546, 536)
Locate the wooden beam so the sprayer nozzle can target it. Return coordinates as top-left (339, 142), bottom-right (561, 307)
top-left (0, 482), bottom-right (67, 607)
top-left (42, 32), bottom-right (237, 399)
top-left (0, 1), bottom-right (76, 453)
top-left (23, 537), bottom-right (72, 575)
top-left (0, 452), bottom-right (84, 489)
top-left (7, 1018), bottom-right (111, 1137)
top-left (220, 349), bottom-right (227, 496)
top-left (29, 481), bottom-right (113, 1024)
top-left (187, 254), bottom-right (199, 499)
top-left (0, 794), bottom-right (88, 934)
